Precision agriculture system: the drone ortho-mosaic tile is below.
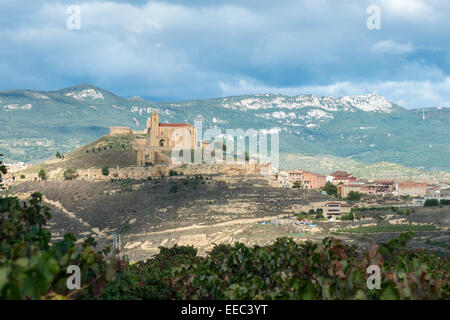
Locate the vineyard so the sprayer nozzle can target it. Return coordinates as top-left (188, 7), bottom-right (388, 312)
top-left (1, 190), bottom-right (449, 300)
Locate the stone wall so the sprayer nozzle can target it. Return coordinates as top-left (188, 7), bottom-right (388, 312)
top-left (109, 127), bottom-right (134, 139)
top-left (75, 163), bottom-right (271, 181)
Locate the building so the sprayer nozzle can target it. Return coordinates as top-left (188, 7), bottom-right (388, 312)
top-left (276, 170), bottom-right (304, 187)
top-left (276, 169), bottom-right (325, 189)
top-left (303, 171), bottom-right (326, 189)
top-left (337, 184), bottom-right (364, 198)
top-left (327, 170), bottom-right (357, 185)
top-left (425, 189), bottom-right (450, 201)
top-left (110, 109), bottom-right (198, 166)
top-left (324, 201), bottom-right (352, 218)
top-left (395, 181), bottom-right (427, 197)
top-left (337, 180), bottom-right (393, 198)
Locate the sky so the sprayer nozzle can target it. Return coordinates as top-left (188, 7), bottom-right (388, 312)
top-left (0, 0), bottom-right (449, 108)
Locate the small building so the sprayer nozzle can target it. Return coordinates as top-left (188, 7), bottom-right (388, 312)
top-left (395, 181), bottom-right (427, 197)
top-left (324, 201), bottom-right (352, 218)
top-left (303, 171), bottom-right (326, 189)
top-left (425, 189), bottom-right (450, 201)
top-left (338, 184), bottom-right (363, 198)
top-left (327, 170), bottom-right (357, 185)
top-left (276, 169), bottom-right (325, 189)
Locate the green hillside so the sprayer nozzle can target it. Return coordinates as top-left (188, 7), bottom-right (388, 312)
top-left (20, 134), bottom-right (136, 174)
top-left (280, 154), bottom-right (450, 181)
top-left (1, 84), bottom-right (449, 172)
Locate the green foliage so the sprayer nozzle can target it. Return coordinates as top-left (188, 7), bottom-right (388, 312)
top-left (55, 151), bottom-right (61, 159)
top-left (101, 165), bottom-right (109, 176)
top-left (38, 168), bottom-right (46, 181)
top-left (0, 154), bottom-right (6, 181)
top-left (323, 181), bottom-right (338, 197)
top-left (113, 236), bottom-right (449, 300)
top-left (424, 199), bottom-right (440, 207)
top-left (63, 168), bottom-right (78, 181)
top-left (110, 178), bottom-right (133, 193)
top-left (169, 169), bottom-right (182, 176)
top-left (292, 182), bottom-right (301, 188)
top-left (341, 212), bottom-right (354, 221)
top-left (440, 199), bottom-right (450, 205)
top-left (1, 193), bottom-right (448, 300)
top-left (339, 224), bottom-right (437, 233)
top-left (346, 191), bottom-right (362, 201)
top-left (0, 193), bottom-right (123, 299)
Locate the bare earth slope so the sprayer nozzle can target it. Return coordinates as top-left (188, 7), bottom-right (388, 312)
top-left (10, 176), bottom-right (449, 261)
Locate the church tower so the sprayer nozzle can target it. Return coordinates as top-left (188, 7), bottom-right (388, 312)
top-left (148, 109), bottom-right (161, 147)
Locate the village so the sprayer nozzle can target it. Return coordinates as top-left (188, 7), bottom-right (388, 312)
top-left (272, 168), bottom-right (450, 218)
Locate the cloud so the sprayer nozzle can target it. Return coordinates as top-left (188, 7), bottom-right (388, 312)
top-left (371, 40), bottom-right (414, 55)
top-left (0, 0), bottom-right (449, 107)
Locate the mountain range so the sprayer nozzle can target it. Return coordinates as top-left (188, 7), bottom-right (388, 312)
top-left (1, 84), bottom-right (449, 172)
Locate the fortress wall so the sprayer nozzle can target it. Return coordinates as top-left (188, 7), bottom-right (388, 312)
top-left (176, 163), bottom-right (272, 176)
top-left (109, 127), bottom-right (135, 139)
top-left (68, 163), bottom-right (271, 182)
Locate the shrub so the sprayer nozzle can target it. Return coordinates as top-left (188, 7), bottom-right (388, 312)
top-left (102, 165), bottom-right (109, 176)
top-left (424, 199), bottom-right (439, 207)
top-left (119, 235), bottom-right (449, 300)
top-left (341, 212), bottom-right (354, 220)
top-left (0, 192), bottom-right (123, 299)
top-left (38, 168), bottom-right (46, 181)
top-left (63, 168), bottom-right (78, 180)
top-left (440, 199), bottom-right (450, 205)
top-left (323, 181), bottom-right (338, 197)
top-left (346, 191), bottom-right (361, 201)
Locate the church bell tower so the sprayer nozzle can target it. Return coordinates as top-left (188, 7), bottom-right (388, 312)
top-left (148, 109), bottom-right (160, 147)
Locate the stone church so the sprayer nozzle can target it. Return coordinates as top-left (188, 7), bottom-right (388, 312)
top-left (110, 109), bottom-right (197, 166)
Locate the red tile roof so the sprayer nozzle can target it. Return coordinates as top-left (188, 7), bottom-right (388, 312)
top-left (159, 123), bottom-right (193, 127)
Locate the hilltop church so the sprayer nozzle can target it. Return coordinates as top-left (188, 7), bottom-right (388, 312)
top-left (110, 109), bottom-right (197, 166)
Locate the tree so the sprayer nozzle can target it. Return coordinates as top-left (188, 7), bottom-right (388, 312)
top-left (323, 181), bottom-right (338, 196)
top-left (292, 182), bottom-right (301, 188)
top-left (424, 199), bottom-right (439, 207)
top-left (56, 151), bottom-right (61, 159)
top-left (38, 168), bottom-right (47, 180)
top-left (0, 154), bottom-right (6, 180)
top-left (347, 191), bottom-right (361, 201)
top-left (102, 165), bottom-right (109, 176)
top-left (64, 168), bottom-right (78, 180)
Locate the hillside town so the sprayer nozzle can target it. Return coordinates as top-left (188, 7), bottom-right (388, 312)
top-left (274, 168), bottom-right (450, 215)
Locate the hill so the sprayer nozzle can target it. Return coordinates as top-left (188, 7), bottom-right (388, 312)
top-left (1, 84), bottom-right (449, 172)
top-left (19, 134), bottom-right (136, 177)
top-left (280, 153), bottom-right (450, 181)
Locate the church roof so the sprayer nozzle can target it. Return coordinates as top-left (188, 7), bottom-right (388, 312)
top-left (159, 123), bottom-right (193, 127)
